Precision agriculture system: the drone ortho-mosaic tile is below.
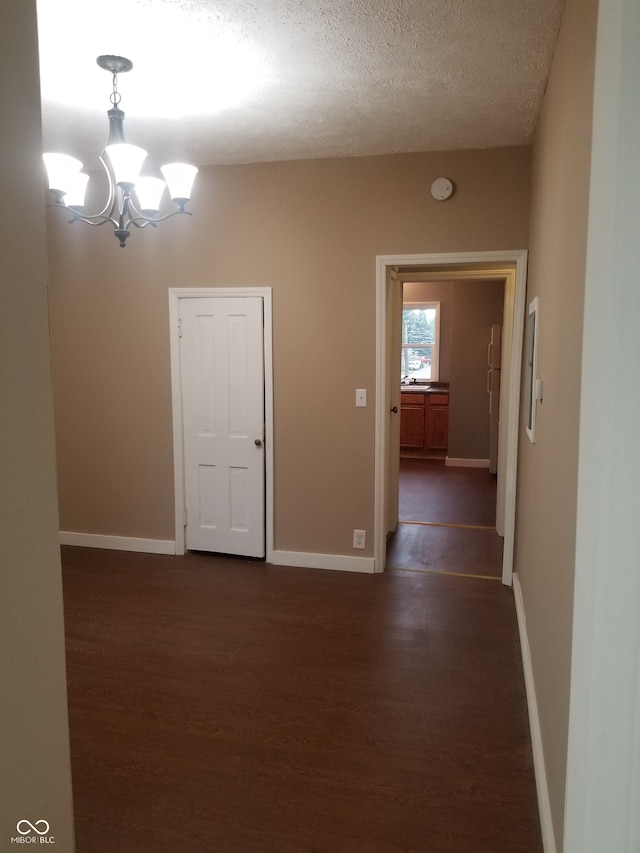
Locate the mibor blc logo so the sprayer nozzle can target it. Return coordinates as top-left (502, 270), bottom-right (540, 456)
top-left (10, 820), bottom-right (55, 845)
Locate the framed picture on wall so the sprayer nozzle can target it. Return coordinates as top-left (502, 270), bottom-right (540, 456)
top-left (526, 296), bottom-right (540, 443)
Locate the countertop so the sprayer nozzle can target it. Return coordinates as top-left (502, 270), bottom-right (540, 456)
top-left (400, 383), bottom-right (449, 395)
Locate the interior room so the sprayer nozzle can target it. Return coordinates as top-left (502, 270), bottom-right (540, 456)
top-left (3, 1), bottom-right (640, 852)
top-left (388, 276), bottom-right (505, 577)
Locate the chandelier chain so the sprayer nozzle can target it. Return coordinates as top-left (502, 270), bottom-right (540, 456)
top-left (110, 73), bottom-right (121, 108)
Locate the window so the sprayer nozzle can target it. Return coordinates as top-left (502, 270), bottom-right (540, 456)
top-left (401, 303), bottom-right (440, 381)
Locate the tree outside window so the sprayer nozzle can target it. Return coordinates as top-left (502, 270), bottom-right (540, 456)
top-left (401, 303), bottom-right (440, 380)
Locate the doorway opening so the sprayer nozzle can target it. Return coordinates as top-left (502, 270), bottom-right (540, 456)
top-left (389, 275), bottom-right (506, 578)
top-left (374, 251), bottom-right (528, 585)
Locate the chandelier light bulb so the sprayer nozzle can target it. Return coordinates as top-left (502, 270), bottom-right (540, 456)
top-left (104, 143), bottom-right (148, 187)
top-left (160, 163), bottom-right (198, 205)
top-left (63, 171), bottom-right (90, 209)
top-left (42, 153), bottom-right (83, 195)
top-left (135, 176), bottom-right (167, 214)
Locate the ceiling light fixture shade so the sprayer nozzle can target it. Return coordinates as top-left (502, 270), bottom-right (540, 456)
top-left (104, 142), bottom-right (148, 187)
top-left (160, 163), bottom-right (199, 208)
top-left (42, 153), bottom-right (84, 200)
top-left (134, 176), bottom-right (167, 214)
top-left (43, 55), bottom-right (198, 247)
top-left (63, 171), bottom-right (91, 209)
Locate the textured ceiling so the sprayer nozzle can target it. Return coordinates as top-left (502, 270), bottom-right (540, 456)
top-left (36, 0), bottom-right (565, 170)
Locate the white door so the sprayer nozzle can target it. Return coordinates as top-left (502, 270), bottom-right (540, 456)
top-left (385, 269), bottom-right (402, 536)
top-left (179, 296), bottom-right (265, 557)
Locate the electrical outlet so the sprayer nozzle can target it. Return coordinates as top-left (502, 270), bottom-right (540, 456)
top-left (353, 529), bottom-right (366, 549)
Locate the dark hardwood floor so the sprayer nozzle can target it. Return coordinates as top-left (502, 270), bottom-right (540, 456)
top-left (398, 459), bottom-right (497, 527)
top-left (62, 546), bottom-right (541, 853)
top-left (387, 460), bottom-right (503, 578)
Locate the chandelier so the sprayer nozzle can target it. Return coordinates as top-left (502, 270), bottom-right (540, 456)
top-left (43, 56), bottom-right (198, 248)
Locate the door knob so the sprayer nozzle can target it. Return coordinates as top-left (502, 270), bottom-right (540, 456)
top-left (390, 406), bottom-right (398, 414)
top-left (255, 438), bottom-right (263, 447)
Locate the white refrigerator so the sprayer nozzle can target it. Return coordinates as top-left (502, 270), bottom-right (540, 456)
top-left (487, 325), bottom-right (502, 475)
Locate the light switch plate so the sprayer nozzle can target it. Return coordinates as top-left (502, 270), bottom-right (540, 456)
top-left (356, 389), bottom-right (367, 407)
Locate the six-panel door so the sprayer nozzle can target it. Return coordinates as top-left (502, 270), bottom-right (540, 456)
top-left (179, 297), bottom-right (265, 558)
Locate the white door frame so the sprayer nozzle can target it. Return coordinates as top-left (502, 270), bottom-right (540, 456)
top-left (168, 287), bottom-right (274, 559)
top-left (374, 251), bottom-right (528, 585)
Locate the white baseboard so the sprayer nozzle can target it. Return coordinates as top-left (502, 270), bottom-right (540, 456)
top-left (271, 550), bottom-right (375, 573)
top-left (59, 535), bottom-right (373, 573)
top-left (445, 457), bottom-right (490, 468)
top-left (60, 531), bottom-right (176, 555)
top-left (513, 574), bottom-right (557, 853)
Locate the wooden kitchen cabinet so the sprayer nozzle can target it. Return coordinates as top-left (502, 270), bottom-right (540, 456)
top-left (400, 393), bottom-right (426, 448)
top-left (426, 394), bottom-right (449, 450)
top-left (400, 391), bottom-right (449, 452)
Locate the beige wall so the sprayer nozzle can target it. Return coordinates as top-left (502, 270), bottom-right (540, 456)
top-left (47, 147), bottom-right (531, 557)
top-left (0, 1), bottom-right (74, 847)
top-left (515, 0), bottom-right (598, 846)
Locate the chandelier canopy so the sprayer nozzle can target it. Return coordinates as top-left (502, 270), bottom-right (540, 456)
top-left (43, 56), bottom-right (198, 248)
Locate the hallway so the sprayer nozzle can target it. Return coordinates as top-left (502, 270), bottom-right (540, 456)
top-left (62, 545), bottom-right (540, 853)
top-left (387, 459), bottom-right (503, 579)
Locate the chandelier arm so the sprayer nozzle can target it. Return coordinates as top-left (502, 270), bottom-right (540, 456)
top-left (127, 210), bottom-right (193, 229)
top-left (128, 219), bottom-right (158, 230)
top-left (95, 152), bottom-right (119, 220)
top-left (122, 195), bottom-right (146, 223)
top-left (63, 211), bottom-right (121, 228)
